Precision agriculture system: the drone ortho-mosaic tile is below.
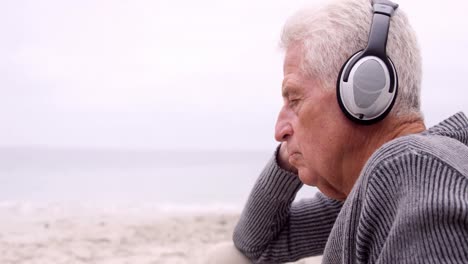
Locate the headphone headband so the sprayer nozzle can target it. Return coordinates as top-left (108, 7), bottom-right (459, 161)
top-left (364, 1), bottom-right (398, 58)
top-left (372, 0), bottom-right (398, 15)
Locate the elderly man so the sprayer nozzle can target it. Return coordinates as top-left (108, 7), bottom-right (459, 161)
top-left (213, 0), bottom-right (468, 263)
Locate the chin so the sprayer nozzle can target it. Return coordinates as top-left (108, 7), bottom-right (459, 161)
top-left (297, 169), bottom-right (318, 186)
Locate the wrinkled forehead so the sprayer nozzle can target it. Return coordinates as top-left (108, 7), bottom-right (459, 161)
top-left (283, 43), bottom-right (304, 76)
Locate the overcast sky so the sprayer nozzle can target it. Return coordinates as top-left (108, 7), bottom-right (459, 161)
top-left (1, 0), bottom-right (467, 151)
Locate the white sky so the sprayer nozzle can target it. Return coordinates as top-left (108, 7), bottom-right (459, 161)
top-left (1, 0), bottom-right (467, 150)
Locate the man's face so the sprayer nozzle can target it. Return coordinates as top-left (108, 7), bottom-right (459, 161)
top-left (275, 44), bottom-right (350, 199)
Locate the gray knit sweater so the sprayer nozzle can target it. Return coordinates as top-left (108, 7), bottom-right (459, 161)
top-left (233, 112), bottom-right (468, 264)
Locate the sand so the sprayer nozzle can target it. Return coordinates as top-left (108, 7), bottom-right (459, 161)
top-left (0, 207), bottom-right (321, 264)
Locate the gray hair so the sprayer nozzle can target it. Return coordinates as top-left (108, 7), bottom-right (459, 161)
top-left (280, 0), bottom-right (422, 118)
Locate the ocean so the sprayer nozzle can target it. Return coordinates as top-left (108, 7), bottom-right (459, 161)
top-left (0, 147), bottom-right (321, 264)
top-left (0, 147), bottom-right (318, 213)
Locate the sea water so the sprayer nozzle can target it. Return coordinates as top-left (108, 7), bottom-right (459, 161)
top-left (0, 147), bottom-right (318, 213)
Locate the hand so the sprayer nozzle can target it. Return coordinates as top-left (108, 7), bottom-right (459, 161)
top-left (277, 143), bottom-right (298, 174)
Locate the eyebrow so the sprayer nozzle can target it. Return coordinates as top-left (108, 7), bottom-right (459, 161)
top-left (282, 80), bottom-right (301, 98)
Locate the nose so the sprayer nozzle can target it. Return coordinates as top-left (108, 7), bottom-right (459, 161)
top-left (275, 106), bottom-right (293, 142)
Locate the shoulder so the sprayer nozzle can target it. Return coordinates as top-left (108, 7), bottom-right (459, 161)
top-left (362, 133), bottom-right (468, 180)
top-left (353, 133), bottom-right (468, 208)
top-left (353, 133), bottom-right (468, 218)
top-left (352, 134), bottom-right (468, 264)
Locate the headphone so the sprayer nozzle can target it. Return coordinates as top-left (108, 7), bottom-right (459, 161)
top-left (337, 0), bottom-right (399, 125)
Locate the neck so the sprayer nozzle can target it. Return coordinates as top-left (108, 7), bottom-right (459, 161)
top-left (341, 115), bottom-right (426, 196)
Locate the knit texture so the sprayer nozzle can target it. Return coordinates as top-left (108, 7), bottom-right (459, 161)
top-left (233, 112), bottom-right (468, 264)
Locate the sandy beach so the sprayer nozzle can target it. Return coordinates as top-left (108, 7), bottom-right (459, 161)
top-left (0, 206), bottom-right (321, 264)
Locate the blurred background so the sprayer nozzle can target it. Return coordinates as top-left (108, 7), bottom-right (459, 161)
top-left (1, 0), bottom-right (467, 210)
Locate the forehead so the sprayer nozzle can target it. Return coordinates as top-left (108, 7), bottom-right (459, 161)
top-left (282, 44), bottom-right (328, 99)
top-left (283, 44), bottom-right (303, 76)
top-left (282, 44), bottom-right (308, 96)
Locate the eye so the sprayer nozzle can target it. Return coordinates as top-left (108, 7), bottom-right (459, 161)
top-left (289, 98), bottom-right (300, 107)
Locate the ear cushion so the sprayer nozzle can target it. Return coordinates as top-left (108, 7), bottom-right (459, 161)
top-left (337, 52), bottom-right (398, 125)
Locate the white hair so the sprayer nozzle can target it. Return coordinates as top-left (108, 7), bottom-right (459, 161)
top-left (280, 0), bottom-right (422, 118)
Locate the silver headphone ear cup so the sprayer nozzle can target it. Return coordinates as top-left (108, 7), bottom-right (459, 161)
top-left (337, 53), bottom-right (397, 125)
top-left (336, 0), bottom-right (399, 125)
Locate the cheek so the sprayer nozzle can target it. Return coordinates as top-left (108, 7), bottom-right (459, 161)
top-left (295, 114), bottom-right (335, 171)
top-left (294, 93), bottom-right (338, 161)
top-left (296, 113), bottom-right (331, 148)
top-left (296, 99), bottom-right (330, 134)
